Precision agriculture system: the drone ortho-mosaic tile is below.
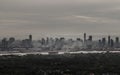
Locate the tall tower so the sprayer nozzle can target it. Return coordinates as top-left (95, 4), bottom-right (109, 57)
top-left (98, 39), bottom-right (102, 48)
top-left (88, 35), bottom-right (92, 41)
top-left (2, 38), bottom-right (8, 50)
top-left (102, 37), bottom-right (106, 48)
top-left (9, 37), bottom-right (15, 44)
top-left (29, 34), bottom-right (32, 42)
top-left (115, 37), bottom-right (119, 48)
top-left (87, 35), bottom-right (93, 49)
top-left (108, 35), bottom-right (111, 47)
top-left (110, 39), bottom-right (114, 48)
top-left (29, 34), bottom-right (33, 48)
top-left (84, 33), bottom-right (86, 43)
top-left (115, 37), bottom-right (119, 44)
top-left (83, 33), bottom-right (87, 49)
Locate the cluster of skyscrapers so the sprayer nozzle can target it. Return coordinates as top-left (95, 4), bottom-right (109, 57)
top-left (0, 35), bottom-right (33, 50)
top-left (0, 33), bottom-right (120, 51)
top-left (83, 33), bottom-right (120, 50)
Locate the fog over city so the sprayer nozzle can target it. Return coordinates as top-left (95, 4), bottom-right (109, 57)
top-left (1, 0), bottom-right (120, 39)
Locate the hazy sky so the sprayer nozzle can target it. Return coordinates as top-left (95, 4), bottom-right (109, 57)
top-left (1, 0), bottom-right (120, 39)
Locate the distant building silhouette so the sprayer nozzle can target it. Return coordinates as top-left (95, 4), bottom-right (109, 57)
top-left (115, 37), bottom-right (119, 48)
top-left (9, 37), bottom-right (15, 44)
top-left (29, 34), bottom-right (33, 48)
top-left (116, 37), bottom-right (119, 43)
top-left (98, 39), bottom-right (102, 48)
top-left (1, 38), bottom-right (8, 50)
top-left (87, 35), bottom-right (93, 49)
top-left (83, 33), bottom-right (87, 49)
top-left (41, 38), bottom-right (46, 45)
top-left (110, 39), bottom-right (114, 48)
top-left (29, 34), bottom-right (32, 43)
top-left (88, 35), bottom-right (92, 41)
top-left (84, 33), bottom-right (86, 43)
top-left (8, 37), bottom-right (15, 49)
top-left (108, 35), bottom-right (111, 47)
top-left (102, 38), bottom-right (106, 48)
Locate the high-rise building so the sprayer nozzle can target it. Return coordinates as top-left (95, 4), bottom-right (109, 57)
top-left (1, 38), bottom-right (8, 50)
top-left (9, 37), bottom-right (15, 44)
top-left (87, 35), bottom-right (93, 49)
top-left (29, 34), bottom-right (32, 42)
top-left (102, 38), bottom-right (106, 47)
top-left (83, 33), bottom-right (87, 49)
top-left (108, 35), bottom-right (111, 47)
top-left (110, 39), bottom-right (114, 48)
top-left (29, 34), bottom-right (33, 48)
top-left (88, 35), bottom-right (92, 41)
top-left (46, 37), bottom-right (49, 45)
top-left (84, 33), bottom-right (86, 43)
top-left (8, 37), bottom-right (15, 49)
top-left (98, 39), bottom-right (102, 48)
top-left (41, 38), bottom-right (46, 45)
top-left (115, 37), bottom-right (119, 48)
top-left (115, 37), bottom-right (119, 44)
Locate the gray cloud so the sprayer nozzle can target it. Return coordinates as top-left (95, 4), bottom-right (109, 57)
top-left (0, 0), bottom-right (120, 39)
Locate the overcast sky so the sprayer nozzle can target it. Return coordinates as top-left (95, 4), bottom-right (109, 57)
top-left (1, 0), bottom-right (120, 39)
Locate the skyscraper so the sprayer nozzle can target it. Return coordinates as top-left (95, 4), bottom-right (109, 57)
top-left (102, 38), bottom-right (106, 48)
top-left (84, 33), bottom-right (86, 43)
top-left (98, 39), bottom-right (102, 48)
top-left (115, 37), bottom-right (119, 44)
top-left (29, 34), bottom-right (32, 42)
top-left (115, 37), bottom-right (119, 48)
top-left (9, 37), bottom-right (15, 44)
top-left (108, 35), bottom-right (111, 47)
top-left (110, 39), bottom-right (114, 48)
top-left (29, 34), bottom-right (33, 48)
top-left (88, 35), bottom-right (92, 41)
top-left (1, 38), bottom-right (8, 50)
top-left (83, 33), bottom-right (87, 49)
top-left (87, 35), bottom-right (93, 49)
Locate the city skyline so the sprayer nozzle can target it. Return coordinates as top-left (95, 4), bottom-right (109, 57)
top-left (0, 33), bottom-right (120, 51)
top-left (1, 0), bottom-right (120, 39)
